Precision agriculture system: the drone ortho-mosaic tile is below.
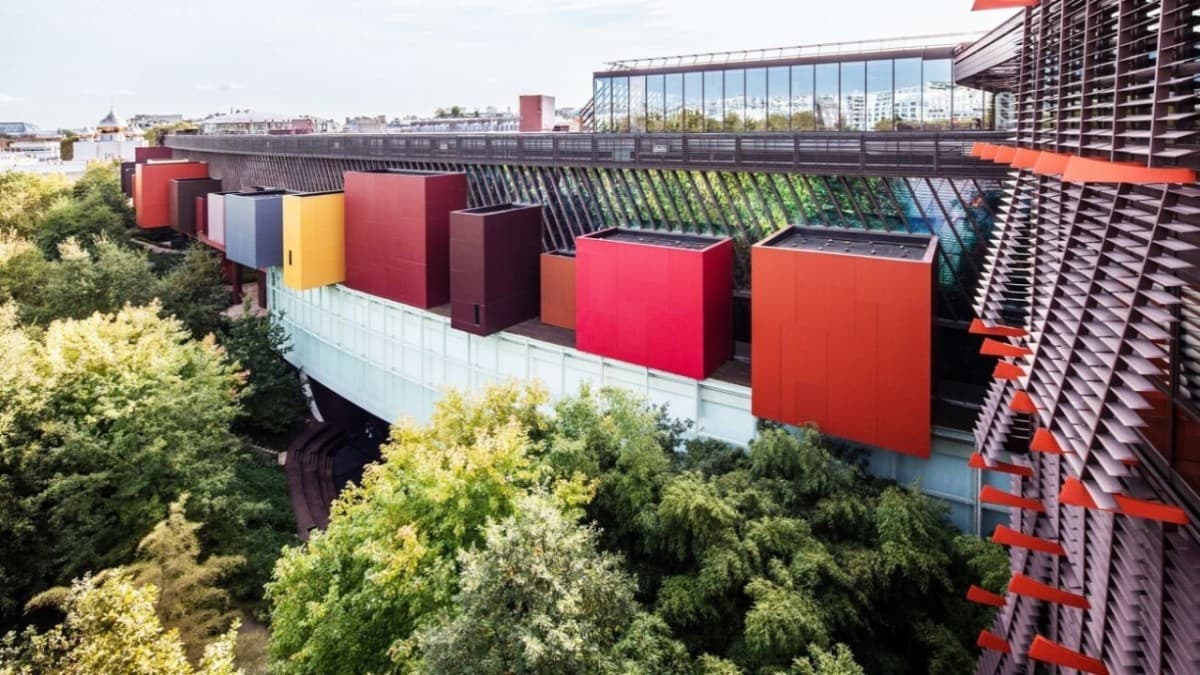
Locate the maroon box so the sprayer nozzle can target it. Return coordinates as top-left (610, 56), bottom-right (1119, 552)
top-left (576, 228), bottom-right (733, 379)
top-left (449, 204), bottom-right (543, 336)
top-left (343, 169), bottom-right (468, 308)
top-left (135, 146), bottom-right (172, 163)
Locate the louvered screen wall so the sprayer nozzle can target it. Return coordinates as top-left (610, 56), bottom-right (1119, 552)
top-left (971, 0), bottom-right (1200, 672)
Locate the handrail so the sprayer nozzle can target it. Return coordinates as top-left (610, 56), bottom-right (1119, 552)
top-left (165, 130), bottom-right (1011, 178)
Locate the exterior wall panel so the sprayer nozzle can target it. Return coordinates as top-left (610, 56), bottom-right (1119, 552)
top-left (540, 252), bottom-right (576, 329)
top-left (169, 177), bottom-right (222, 235)
top-left (449, 204), bottom-right (542, 335)
top-left (576, 228), bottom-right (733, 379)
top-left (134, 161), bottom-right (209, 229)
top-left (134, 146), bottom-right (172, 162)
top-left (282, 191), bottom-right (345, 291)
top-left (751, 226), bottom-right (936, 457)
top-left (343, 170), bottom-right (468, 308)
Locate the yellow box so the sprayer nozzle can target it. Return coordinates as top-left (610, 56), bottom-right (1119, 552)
top-left (283, 191), bottom-right (345, 290)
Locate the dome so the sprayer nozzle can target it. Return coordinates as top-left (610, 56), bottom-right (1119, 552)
top-left (97, 108), bottom-right (126, 129)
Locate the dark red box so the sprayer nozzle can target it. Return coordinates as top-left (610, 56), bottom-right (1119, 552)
top-left (449, 204), bottom-right (543, 336)
top-left (343, 169), bottom-right (468, 308)
top-left (576, 228), bottom-right (733, 379)
top-left (169, 177), bottom-right (222, 235)
top-left (751, 226), bottom-right (936, 458)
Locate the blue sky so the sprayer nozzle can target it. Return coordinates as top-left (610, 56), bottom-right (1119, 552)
top-left (0, 0), bottom-right (1017, 129)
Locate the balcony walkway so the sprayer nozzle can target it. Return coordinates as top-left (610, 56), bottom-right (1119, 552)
top-left (167, 130), bottom-right (1010, 179)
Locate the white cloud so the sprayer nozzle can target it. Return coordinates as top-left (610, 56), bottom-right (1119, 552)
top-left (84, 88), bottom-right (134, 96)
top-left (0, 93), bottom-right (23, 103)
top-left (195, 82), bottom-right (244, 92)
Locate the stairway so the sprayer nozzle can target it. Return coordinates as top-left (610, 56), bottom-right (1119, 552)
top-left (285, 422), bottom-right (344, 540)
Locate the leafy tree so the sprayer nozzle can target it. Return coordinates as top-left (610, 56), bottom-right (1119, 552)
top-left (219, 310), bottom-right (304, 442)
top-left (0, 573), bottom-right (240, 675)
top-left (0, 171), bottom-right (70, 236)
top-left (32, 236), bottom-right (157, 323)
top-left (144, 122), bottom-right (198, 147)
top-left (266, 384), bottom-right (564, 675)
top-left (156, 245), bottom-right (229, 339)
top-left (72, 161), bottom-right (134, 227)
top-left (33, 195), bottom-right (127, 256)
top-left (790, 644), bottom-right (866, 675)
top-left (127, 496), bottom-right (244, 664)
top-left (417, 494), bottom-right (640, 674)
top-left (0, 304), bottom-right (245, 623)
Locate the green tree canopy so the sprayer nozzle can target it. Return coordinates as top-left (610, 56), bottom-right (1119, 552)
top-left (0, 573), bottom-right (240, 675)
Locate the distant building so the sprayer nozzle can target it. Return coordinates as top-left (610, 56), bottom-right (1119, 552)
top-left (389, 113), bottom-right (519, 134)
top-left (199, 111), bottom-right (337, 135)
top-left (128, 113), bottom-right (184, 131)
top-left (73, 109), bottom-right (144, 162)
top-left (344, 115), bottom-right (388, 134)
top-left (0, 122), bottom-right (63, 161)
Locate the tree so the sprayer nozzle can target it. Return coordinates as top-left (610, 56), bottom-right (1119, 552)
top-left (72, 161), bottom-right (134, 227)
top-left (0, 304), bottom-right (244, 623)
top-left (790, 644), bottom-right (866, 675)
top-left (144, 122), bottom-right (198, 147)
top-left (0, 573), bottom-right (240, 675)
top-left (156, 245), bottom-right (229, 339)
top-left (0, 171), bottom-right (70, 236)
top-left (34, 195), bottom-right (127, 257)
top-left (266, 384), bottom-right (560, 675)
top-left (218, 310), bottom-right (304, 442)
top-left (127, 496), bottom-right (244, 664)
top-left (32, 236), bottom-right (157, 323)
top-left (417, 494), bottom-right (639, 674)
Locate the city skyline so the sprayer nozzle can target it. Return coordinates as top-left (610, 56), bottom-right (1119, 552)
top-left (0, 0), bottom-right (1015, 129)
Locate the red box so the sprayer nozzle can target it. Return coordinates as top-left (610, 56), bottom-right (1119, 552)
top-left (576, 228), bottom-right (732, 379)
top-left (134, 161), bottom-right (209, 229)
top-left (195, 196), bottom-right (208, 239)
top-left (519, 95), bottom-right (554, 132)
top-left (343, 169), bottom-right (468, 308)
top-left (751, 226), bottom-right (936, 458)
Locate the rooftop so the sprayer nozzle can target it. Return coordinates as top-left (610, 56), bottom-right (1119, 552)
top-left (600, 31), bottom-right (984, 73)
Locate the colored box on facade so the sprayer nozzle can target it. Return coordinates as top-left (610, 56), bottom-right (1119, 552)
top-left (576, 228), bottom-right (733, 379)
top-left (169, 177), bottom-right (222, 235)
top-left (283, 191), bottom-right (345, 291)
top-left (519, 95), bottom-right (555, 132)
top-left (135, 146), bottom-right (172, 163)
top-left (120, 162), bottom-right (136, 197)
top-left (449, 203), bottom-right (543, 336)
top-left (195, 196), bottom-right (208, 240)
top-left (133, 160), bottom-right (209, 229)
top-left (225, 191), bottom-right (289, 269)
top-left (343, 169), bottom-right (468, 308)
top-left (540, 251), bottom-right (576, 330)
top-left (751, 226), bottom-right (936, 458)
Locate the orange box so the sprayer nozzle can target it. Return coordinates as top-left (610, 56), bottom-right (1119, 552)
top-left (751, 226), bottom-right (936, 457)
top-left (540, 251), bottom-right (575, 329)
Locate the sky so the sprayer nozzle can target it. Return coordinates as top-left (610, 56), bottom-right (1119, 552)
top-left (0, 0), bottom-right (1018, 130)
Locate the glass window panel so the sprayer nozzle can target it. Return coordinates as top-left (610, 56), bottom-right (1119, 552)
top-left (923, 58), bottom-right (952, 130)
top-left (704, 70), bottom-right (723, 131)
top-left (840, 61), bottom-right (865, 131)
top-left (790, 64), bottom-right (814, 131)
top-left (724, 69), bottom-right (744, 131)
top-left (814, 63), bottom-right (839, 131)
top-left (767, 66), bottom-right (790, 131)
top-left (646, 74), bottom-right (664, 132)
top-left (866, 60), bottom-right (893, 131)
top-left (953, 85), bottom-right (984, 129)
top-left (665, 73), bottom-right (683, 131)
top-left (893, 58), bottom-right (922, 130)
top-left (593, 77), bottom-right (612, 132)
top-left (611, 76), bottom-right (630, 132)
top-left (684, 71), bottom-right (703, 131)
top-left (629, 75), bottom-right (647, 133)
top-left (745, 67), bottom-right (767, 131)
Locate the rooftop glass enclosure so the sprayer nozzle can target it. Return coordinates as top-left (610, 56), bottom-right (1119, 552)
top-left (593, 48), bottom-right (995, 133)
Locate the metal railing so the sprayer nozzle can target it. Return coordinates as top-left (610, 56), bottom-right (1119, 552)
top-left (166, 130), bottom-right (1011, 178)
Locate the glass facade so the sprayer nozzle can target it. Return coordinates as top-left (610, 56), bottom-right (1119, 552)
top-left (593, 55), bottom-right (991, 132)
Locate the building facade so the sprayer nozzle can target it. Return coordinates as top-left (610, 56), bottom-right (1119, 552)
top-left (157, 4), bottom-right (1200, 672)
